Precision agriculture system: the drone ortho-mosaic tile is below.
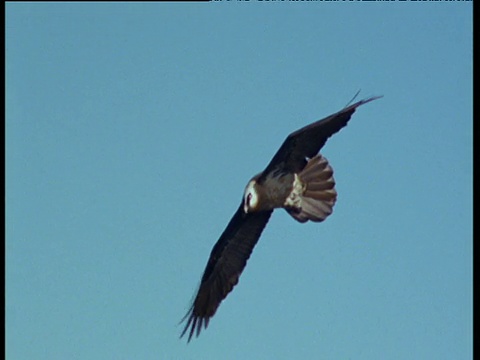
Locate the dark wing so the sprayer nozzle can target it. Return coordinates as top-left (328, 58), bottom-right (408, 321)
top-left (180, 203), bottom-right (273, 342)
top-left (258, 96), bottom-right (382, 183)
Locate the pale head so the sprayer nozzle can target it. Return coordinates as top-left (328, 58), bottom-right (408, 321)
top-left (243, 180), bottom-right (259, 213)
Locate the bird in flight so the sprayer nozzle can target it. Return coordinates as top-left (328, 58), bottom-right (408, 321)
top-left (180, 95), bottom-right (382, 342)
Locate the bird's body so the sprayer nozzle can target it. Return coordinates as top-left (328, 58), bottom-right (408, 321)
top-left (245, 154), bottom-right (337, 222)
top-left (181, 96), bottom-right (381, 341)
top-left (245, 171), bottom-right (294, 212)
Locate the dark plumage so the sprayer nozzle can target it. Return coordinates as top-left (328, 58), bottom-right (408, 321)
top-left (181, 96), bottom-right (382, 341)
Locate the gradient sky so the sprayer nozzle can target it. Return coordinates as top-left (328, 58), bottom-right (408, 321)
top-left (6, 3), bottom-right (472, 360)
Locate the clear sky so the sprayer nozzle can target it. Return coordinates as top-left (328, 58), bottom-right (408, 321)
top-left (6, 3), bottom-right (472, 360)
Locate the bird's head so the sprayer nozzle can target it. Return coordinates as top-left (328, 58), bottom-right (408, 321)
top-left (243, 180), bottom-right (259, 213)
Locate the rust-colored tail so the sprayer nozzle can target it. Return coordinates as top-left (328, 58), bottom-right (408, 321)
top-left (287, 155), bottom-right (337, 223)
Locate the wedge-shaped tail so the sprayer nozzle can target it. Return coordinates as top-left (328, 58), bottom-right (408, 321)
top-left (286, 154), bottom-right (337, 223)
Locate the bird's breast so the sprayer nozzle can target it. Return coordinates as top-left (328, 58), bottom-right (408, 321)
top-left (260, 173), bottom-right (295, 209)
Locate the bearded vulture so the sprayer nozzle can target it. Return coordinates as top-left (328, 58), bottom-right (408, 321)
top-left (180, 95), bottom-right (382, 341)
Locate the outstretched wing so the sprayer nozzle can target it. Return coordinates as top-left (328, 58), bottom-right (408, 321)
top-left (258, 96), bottom-right (382, 183)
top-left (180, 203), bottom-right (273, 342)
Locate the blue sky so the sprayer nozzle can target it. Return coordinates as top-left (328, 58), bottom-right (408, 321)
top-left (6, 3), bottom-right (472, 359)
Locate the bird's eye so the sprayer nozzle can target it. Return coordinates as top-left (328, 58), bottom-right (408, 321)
top-left (247, 193), bottom-right (252, 204)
